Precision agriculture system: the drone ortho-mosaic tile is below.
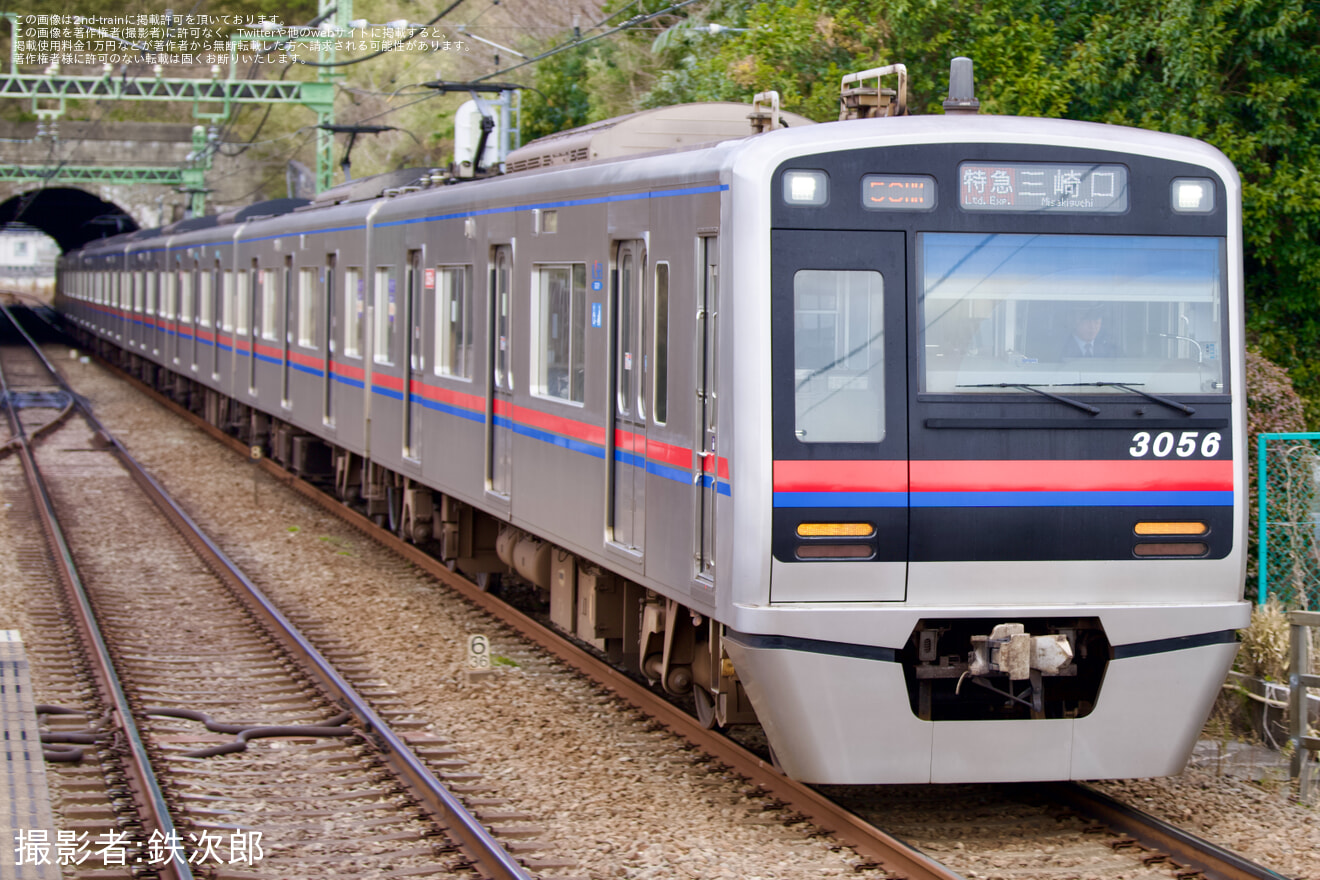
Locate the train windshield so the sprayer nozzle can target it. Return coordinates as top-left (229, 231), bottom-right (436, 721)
top-left (919, 233), bottom-right (1226, 395)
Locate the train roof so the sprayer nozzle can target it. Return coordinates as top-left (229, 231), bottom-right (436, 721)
top-left (503, 102), bottom-right (817, 174)
top-left (165, 214), bottom-right (220, 234)
top-left (63, 110), bottom-right (1238, 260)
top-left (311, 168), bottom-right (440, 207)
top-left (218, 198), bottom-right (311, 224)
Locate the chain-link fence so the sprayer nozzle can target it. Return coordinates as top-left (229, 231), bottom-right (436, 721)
top-left (1258, 433), bottom-right (1320, 608)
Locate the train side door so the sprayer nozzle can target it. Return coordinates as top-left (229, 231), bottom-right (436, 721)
top-left (403, 248), bottom-right (424, 458)
top-left (695, 235), bottom-right (718, 583)
top-left (610, 239), bottom-right (649, 553)
top-left (487, 245), bottom-right (513, 498)
top-left (323, 254), bottom-right (336, 426)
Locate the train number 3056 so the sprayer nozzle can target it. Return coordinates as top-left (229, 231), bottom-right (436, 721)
top-left (1128, 431), bottom-right (1222, 458)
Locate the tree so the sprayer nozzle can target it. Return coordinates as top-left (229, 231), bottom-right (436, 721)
top-left (521, 43), bottom-right (594, 141)
top-left (1065, 0), bottom-right (1320, 423)
top-left (1245, 348), bottom-right (1308, 592)
top-left (640, 0), bottom-right (1320, 425)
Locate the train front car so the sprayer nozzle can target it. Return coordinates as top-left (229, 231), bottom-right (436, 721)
top-left (721, 111), bottom-right (1249, 783)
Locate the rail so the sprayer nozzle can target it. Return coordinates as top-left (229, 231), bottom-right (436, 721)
top-left (5, 305), bottom-right (533, 880)
top-left (82, 319), bottom-right (964, 880)
top-left (1043, 783), bottom-right (1293, 880)
top-left (49, 303), bottom-right (1305, 880)
top-left (0, 303), bottom-right (195, 880)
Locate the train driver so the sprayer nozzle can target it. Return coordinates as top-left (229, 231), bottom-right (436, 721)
top-left (1061, 304), bottom-right (1119, 358)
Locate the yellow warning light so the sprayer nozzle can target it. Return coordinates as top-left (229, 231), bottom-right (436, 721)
top-left (1134, 522), bottom-right (1208, 536)
top-left (796, 522), bottom-right (876, 538)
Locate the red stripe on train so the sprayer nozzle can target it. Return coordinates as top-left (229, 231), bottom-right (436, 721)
top-left (910, 459), bottom-right (1233, 492)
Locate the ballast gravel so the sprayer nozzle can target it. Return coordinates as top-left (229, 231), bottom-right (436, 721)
top-left (0, 345), bottom-right (1317, 880)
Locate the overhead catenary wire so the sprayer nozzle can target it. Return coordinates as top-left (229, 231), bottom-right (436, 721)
top-left (213, 0), bottom-right (697, 182)
top-left (15, 0), bottom-right (708, 216)
top-left (201, 0), bottom-right (702, 161)
top-left (288, 0), bottom-right (468, 69)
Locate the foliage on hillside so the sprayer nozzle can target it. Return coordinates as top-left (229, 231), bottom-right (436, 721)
top-left (1248, 348), bottom-right (1309, 439)
top-left (1245, 348), bottom-right (1308, 588)
top-left (522, 0), bottom-right (1320, 426)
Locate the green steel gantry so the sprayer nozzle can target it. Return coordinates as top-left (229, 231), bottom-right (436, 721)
top-left (0, 4), bottom-right (345, 214)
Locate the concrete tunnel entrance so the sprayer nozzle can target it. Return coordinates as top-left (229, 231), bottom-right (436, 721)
top-left (0, 188), bottom-right (139, 253)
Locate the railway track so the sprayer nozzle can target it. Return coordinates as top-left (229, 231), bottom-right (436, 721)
top-left (822, 781), bottom-right (1297, 880)
top-left (27, 306), bottom-right (1301, 880)
top-left (0, 305), bottom-right (534, 879)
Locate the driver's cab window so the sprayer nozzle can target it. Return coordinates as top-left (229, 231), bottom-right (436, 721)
top-left (920, 233), bottom-right (1225, 395)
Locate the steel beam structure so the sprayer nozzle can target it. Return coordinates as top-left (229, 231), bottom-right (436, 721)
top-left (0, 9), bottom-right (344, 208)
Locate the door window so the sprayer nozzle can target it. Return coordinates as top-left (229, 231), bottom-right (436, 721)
top-left (793, 269), bottom-right (886, 444)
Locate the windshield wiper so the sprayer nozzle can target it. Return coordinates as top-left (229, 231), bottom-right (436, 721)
top-left (955, 383), bottom-right (1099, 415)
top-left (1056, 382), bottom-right (1195, 415)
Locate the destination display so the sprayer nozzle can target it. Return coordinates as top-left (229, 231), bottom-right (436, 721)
top-left (958, 162), bottom-right (1128, 213)
top-left (861, 174), bottom-right (936, 211)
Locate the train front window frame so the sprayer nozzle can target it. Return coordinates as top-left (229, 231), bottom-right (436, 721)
top-left (918, 233), bottom-right (1227, 396)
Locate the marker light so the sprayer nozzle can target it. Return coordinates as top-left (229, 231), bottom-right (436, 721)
top-left (797, 522), bottom-right (875, 537)
top-left (784, 170), bottom-right (828, 206)
top-left (1172, 178), bottom-right (1214, 213)
top-left (1134, 542), bottom-right (1208, 557)
top-left (1135, 522), bottom-right (1208, 536)
top-left (796, 544), bottom-right (873, 559)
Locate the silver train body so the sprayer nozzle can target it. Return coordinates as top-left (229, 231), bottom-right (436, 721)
top-left (58, 105), bottom-right (1250, 784)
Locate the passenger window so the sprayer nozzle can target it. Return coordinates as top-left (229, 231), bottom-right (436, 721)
top-left (653, 262), bottom-right (669, 424)
top-left (298, 268), bottom-right (318, 348)
top-left (179, 270), bottom-right (193, 323)
top-left (235, 271), bottom-right (250, 336)
top-left (199, 269), bottom-right (214, 327)
top-left (616, 253), bottom-right (634, 416)
top-left (533, 263), bottom-right (586, 403)
top-left (222, 271), bottom-right (235, 331)
top-left (793, 269), bottom-right (886, 444)
top-left (344, 267), bottom-right (364, 357)
top-left (260, 268), bottom-right (280, 340)
top-left (374, 266), bottom-right (395, 364)
top-left (161, 272), bottom-right (174, 319)
top-left (434, 266), bottom-right (473, 379)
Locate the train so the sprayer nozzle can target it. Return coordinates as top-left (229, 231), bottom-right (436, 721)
top-left (55, 59), bottom-right (1250, 784)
